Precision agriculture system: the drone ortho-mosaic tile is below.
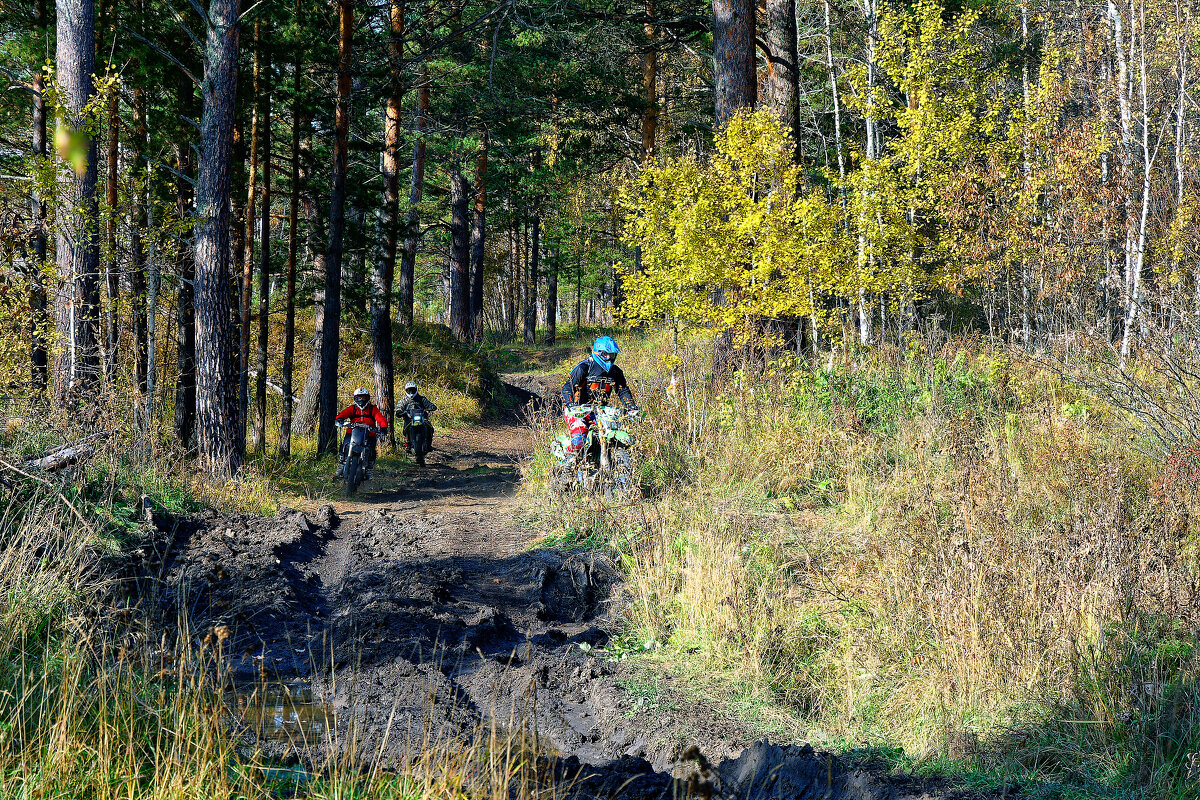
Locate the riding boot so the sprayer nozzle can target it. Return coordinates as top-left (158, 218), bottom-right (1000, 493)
top-left (335, 456), bottom-right (346, 477)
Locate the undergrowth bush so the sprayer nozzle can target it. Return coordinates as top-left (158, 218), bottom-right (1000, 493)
top-left (528, 329), bottom-right (1200, 798)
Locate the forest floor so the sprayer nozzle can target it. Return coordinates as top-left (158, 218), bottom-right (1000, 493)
top-left (140, 376), bottom-right (1012, 799)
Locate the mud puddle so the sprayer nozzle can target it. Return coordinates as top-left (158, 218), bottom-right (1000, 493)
top-left (228, 681), bottom-right (334, 744)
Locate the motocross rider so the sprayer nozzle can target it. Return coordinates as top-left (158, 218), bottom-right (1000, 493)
top-left (335, 387), bottom-right (389, 480)
top-left (560, 336), bottom-right (640, 457)
top-left (397, 381), bottom-right (437, 453)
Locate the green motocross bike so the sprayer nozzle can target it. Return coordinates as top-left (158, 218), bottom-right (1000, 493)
top-left (550, 403), bottom-right (641, 501)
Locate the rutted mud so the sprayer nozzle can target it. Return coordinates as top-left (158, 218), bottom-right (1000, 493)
top-left (145, 405), bottom-right (1011, 799)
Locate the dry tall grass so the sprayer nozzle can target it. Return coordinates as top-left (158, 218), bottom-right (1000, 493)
top-left (529, 330), bottom-right (1200, 797)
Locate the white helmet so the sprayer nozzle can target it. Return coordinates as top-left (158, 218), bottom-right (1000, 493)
top-left (353, 387), bottom-right (370, 408)
top-left (404, 381), bottom-right (418, 395)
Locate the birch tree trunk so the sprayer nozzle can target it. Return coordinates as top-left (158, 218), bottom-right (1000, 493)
top-left (1120, 0), bottom-right (1154, 366)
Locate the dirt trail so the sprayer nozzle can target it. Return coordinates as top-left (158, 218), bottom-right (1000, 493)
top-left (146, 385), bottom-right (1012, 800)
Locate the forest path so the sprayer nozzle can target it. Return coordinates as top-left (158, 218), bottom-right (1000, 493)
top-left (148, 378), bottom-right (1006, 800)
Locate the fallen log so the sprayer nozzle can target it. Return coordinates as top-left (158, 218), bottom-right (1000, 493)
top-left (22, 432), bottom-right (107, 472)
top-left (24, 442), bottom-right (96, 471)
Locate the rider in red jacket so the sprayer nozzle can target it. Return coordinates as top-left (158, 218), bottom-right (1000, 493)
top-left (335, 387), bottom-right (389, 479)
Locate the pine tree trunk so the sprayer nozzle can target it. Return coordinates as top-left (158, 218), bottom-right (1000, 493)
top-left (239, 21), bottom-right (261, 454)
top-left (318, 0), bottom-right (352, 456)
top-left (54, 0), bottom-right (102, 402)
top-left (712, 0), bottom-right (755, 128)
top-left (252, 45), bottom-right (271, 455)
top-left (470, 133), bottom-right (487, 341)
top-left (641, 0), bottom-right (657, 161)
top-left (545, 246), bottom-right (557, 345)
top-left (511, 215), bottom-right (520, 335)
top-left (292, 132), bottom-right (325, 435)
top-left (764, 0), bottom-right (799, 158)
top-left (280, 52), bottom-right (302, 459)
top-left (194, 0), bottom-right (242, 477)
top-left (173, 83), bottom-right (197, 448)
top-left (372, 0), bottom-right (402, 448)
top-left (398, 66), bottom-right (429, 329)
top-left (448, 168), bottom-right (471, 341)
top-left (130, 89), bottom-right (149, 395)
top-left (524, 211), bottom-right (539, 344)
top-left (30, 0), bottom-right (48, 397)
top-left (104, 92), bottom-right (120, 383)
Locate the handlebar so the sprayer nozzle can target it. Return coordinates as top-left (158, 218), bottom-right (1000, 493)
top-left (336, 420), bottom-right (379, 432)
top-left (568, 404), bottom-right (642, 419)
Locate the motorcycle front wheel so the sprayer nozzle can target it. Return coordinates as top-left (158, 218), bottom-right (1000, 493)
top-left (606, 447), bottom-right (639, 502)
top-left (411, 426), bottom-right (429, 467)
top-left (345, 454), bottom-right (362, 496)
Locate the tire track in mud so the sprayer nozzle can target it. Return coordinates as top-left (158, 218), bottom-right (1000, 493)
top-left (147, 398), bottom-right (1015, 800)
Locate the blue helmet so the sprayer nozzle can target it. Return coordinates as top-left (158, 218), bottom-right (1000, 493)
top-left (591, 336), bottom-right (620, 372)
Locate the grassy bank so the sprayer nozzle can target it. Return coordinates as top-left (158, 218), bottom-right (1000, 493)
top-left (525, 329), bottom-right (1200, 798)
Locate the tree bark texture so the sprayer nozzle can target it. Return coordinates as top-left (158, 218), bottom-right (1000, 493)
top-left (765, 0), bottom-right (800, 157)
top-left (173, 124), bottom-right (197, 448)
top-left (30, 0), bottom-right (49, 397)
top-left (470, 133), bottom-right (487, 341)
top-left (238, 21), bottom-right (260, 455)
top-left (194, 0), bottom-right (241, 476)
top-left (252, 45), bottom-right (271, 455)
top-left (130, 90), bottom-right (149, 396)
top-left (641, 0), bottom-right (657, 161)
top-left (545, 247), bottom-right (557, 345)
top-left (280, 44), bottom-right (301, 458)
top-left (712, 0), bottom-right (756, 129)
top-left (448, 168), bottom-right (471, 341)
top-left (399, 69), bottom-right (429, 329)
top-left (371, 0), bottom-right (402, 448)
top-left (292, 132), bottom-right (325, 435)
top-left (523, 212), bottom-right (539, 344)
top-left (54, 0), bottom-right (102, 402)
top-left (318, 0), bottom-right (352, 456)
top-left (104, 91), bottom-right (119, 383)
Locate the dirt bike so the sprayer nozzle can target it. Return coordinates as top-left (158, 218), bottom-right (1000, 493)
top-left (550, 404), bottom-right (641, 501)
top-left (337, 421), bottom-right (377, 496)
top-left (403, 407), bottom-right (432, 467)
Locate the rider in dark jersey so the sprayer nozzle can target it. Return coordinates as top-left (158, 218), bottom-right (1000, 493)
top-left (560, 336), bottom-right (639, 455)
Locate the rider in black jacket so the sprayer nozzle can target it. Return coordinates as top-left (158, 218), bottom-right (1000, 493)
top-left (561, 336), bottom-right (639, 455)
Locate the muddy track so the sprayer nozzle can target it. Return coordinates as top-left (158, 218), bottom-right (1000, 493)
top-left (145, 386), bottom-right (1013, 800)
